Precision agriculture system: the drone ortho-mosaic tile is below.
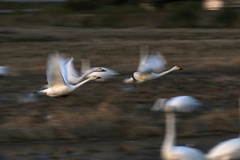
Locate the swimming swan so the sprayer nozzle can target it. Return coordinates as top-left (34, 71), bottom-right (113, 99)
top-left (38, 53), bottom-right (101, 97)
top-left (151, 96), bottom-right (206, 160)
top-left (123, 45), bottom-right (182, 84)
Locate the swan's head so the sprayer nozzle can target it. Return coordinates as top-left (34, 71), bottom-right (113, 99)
top-left (89, 75), bottom-right (102, 80)
top-left (166, 96), bottom-right (202, 112)
top-left (94, 67), bottom-right (106, 72)
top-left (172, 66), bottom-right (183, 71)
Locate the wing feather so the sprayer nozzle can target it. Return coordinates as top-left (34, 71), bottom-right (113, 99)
top-left (46, 53), bottom-right (68, 87)
top-left (65, 57), bottom-right (81, 84)
top-left (137, 52), bottom-right (167, 73)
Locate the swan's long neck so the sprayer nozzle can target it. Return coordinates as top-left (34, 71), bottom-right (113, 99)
top-left (152, 68), bottom-right (175, 79)
top-left (72, 78), bottom-right (92, 90)
top-left (76, 68), bottom-right (96, 83)
top-left (162, 111), bottom-right (176, 154)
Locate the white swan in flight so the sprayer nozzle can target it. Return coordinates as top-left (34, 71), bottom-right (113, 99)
top-left (123, 45), bottom-right (182, 84)
top-left (38, 53), bottom-right (101, 97)
top-left (206, 97), bottom-right (240, 160)
top-left (151, 96), bottom-right (206, 160)
top-left (80, 59), bottom-right (119, 82)
top-left (65, 57), bottom-right (106, 84)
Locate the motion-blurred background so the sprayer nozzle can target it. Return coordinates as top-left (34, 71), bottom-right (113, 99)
top-left (0, 0), bottom-right (239, 160)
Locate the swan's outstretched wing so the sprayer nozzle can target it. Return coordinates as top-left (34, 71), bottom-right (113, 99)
top-left (46, 54), bottom-right (68, 87)
top-left (65, 57), bottom-right (81, 84)
top-left (137, 52), bottom-right (167, 73)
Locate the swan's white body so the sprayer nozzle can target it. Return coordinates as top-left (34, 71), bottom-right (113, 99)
top-left (0, 66), bottom-right (9, 77)
top-left (206, 98), bottom-right (240, 160)
top-left (123, 46), bottom-right (182, 84)
top-left (206, 138), bottom-right (240, 160)
top-left (39, 54), bottom-right (100, 97)
top-left (81, 59), bottom-right (119, 82)
top-left (151, 96), bottom-right (205, 160)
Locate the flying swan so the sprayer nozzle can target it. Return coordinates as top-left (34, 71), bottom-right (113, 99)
top-left (38, 53), bottom-right (101, 97)
top-left (123, 45), bottom-right (182, 84)
top-left (151, 96), bottom-right (206, 160)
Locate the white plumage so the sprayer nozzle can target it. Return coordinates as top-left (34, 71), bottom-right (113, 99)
top-left (65, 57), bottom-right (81, 84)
top-left (151, 96), bottom-right (205, 160)
top-left (137, 51), bottom-right (166, 74)
top-left (206, 138), bottom-right (240, 160)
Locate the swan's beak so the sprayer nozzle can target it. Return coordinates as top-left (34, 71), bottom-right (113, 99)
top-left (95, 76), bottom-right (101, 79)
top-left (178, 67), bottom-right (183, 70)
top-left (99, 68), bottom-right (106, 72)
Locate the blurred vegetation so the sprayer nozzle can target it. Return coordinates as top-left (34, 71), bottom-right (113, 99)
top-left (64, 0), bottom-right (139, 11)
top-left (212, 8), bottom-right (239, 28)
top-left (0, 1), bottom-right (239, 28)
top-left (159, 1), bottom-right (202, 28)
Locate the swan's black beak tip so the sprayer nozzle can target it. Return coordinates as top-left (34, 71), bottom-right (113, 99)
top-left (99, 68), bottom-right (106, 72)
